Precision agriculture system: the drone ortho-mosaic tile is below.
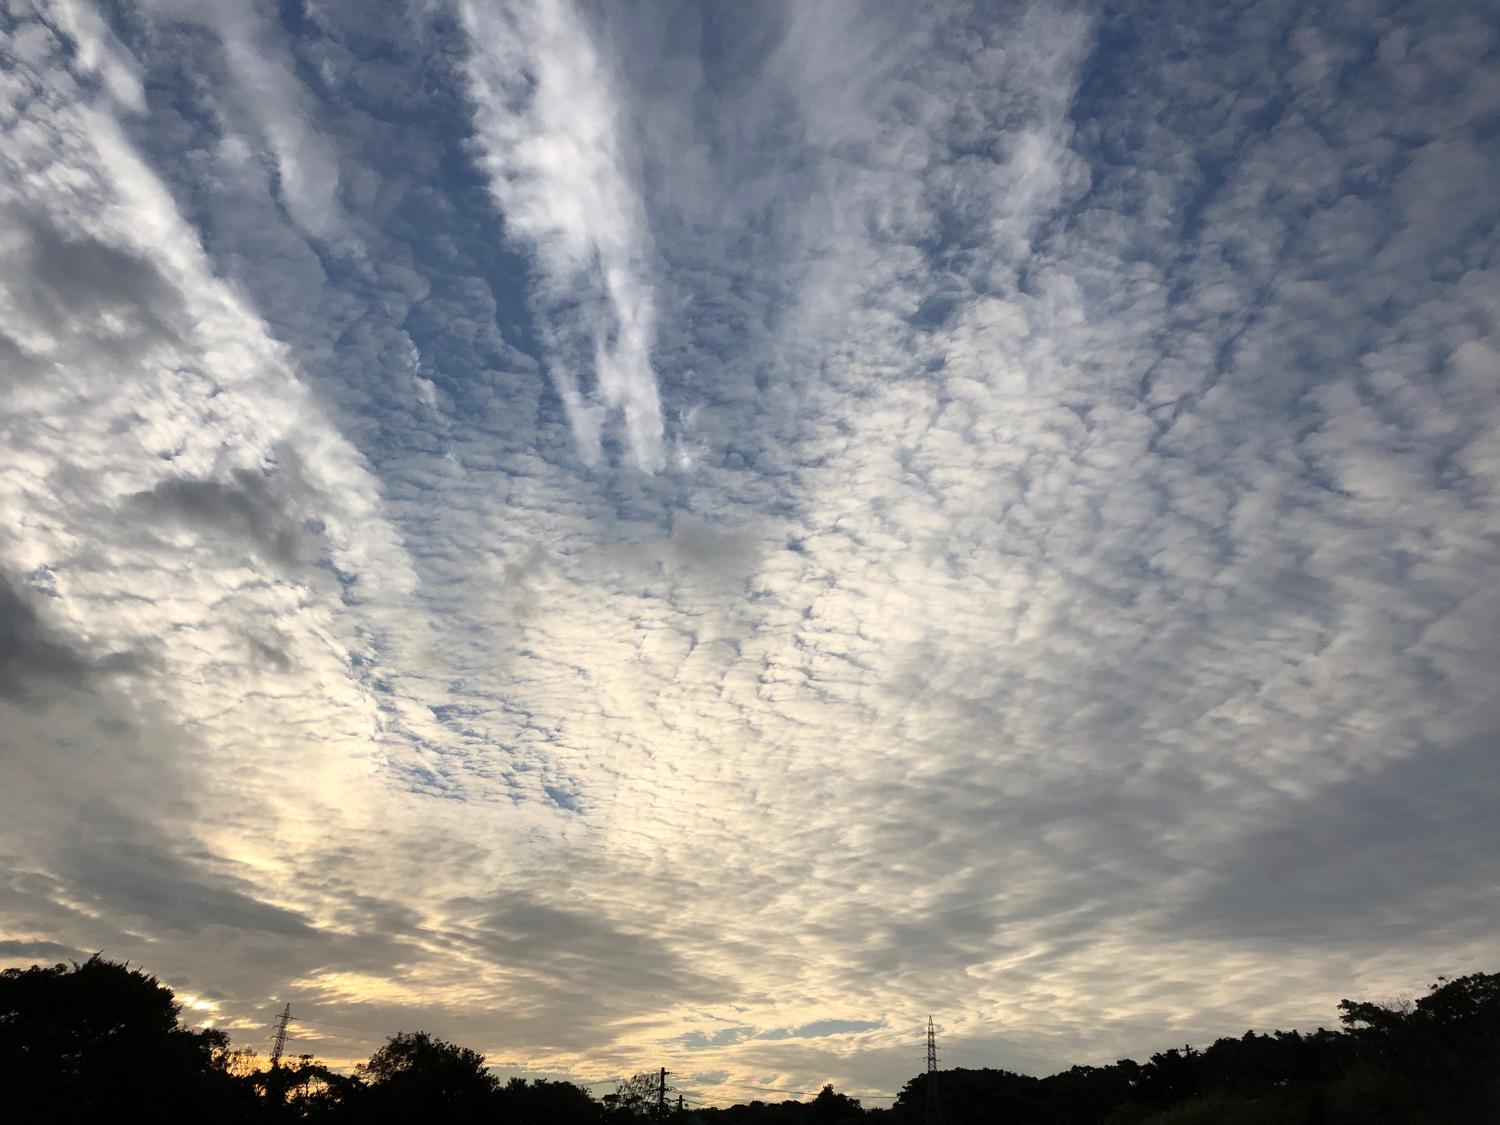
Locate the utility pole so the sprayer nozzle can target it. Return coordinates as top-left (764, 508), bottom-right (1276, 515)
top-left (269, 1002), bottom-right (295, 1068)
top-left (657, 1066), bottom-right (670, 1119)
top-left (925, 1015), bottom-right (943, 1125)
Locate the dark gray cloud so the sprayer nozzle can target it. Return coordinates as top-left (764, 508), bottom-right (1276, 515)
top-left (0, 939), bottom-right (84, 962)
top-left (0, 574), bottom-right (92, 698)
top-left (446, 892), bottom-right (731, 1035)
top-left (0, 574), bottom-right (145, 701)
top-left (129, 468), bottom-right (320, 569)
top-left (56, 836), bottom-right (317, 938)
top-left (1170, 732), bottom-right (1500, 946)
top-left (0, 208), bottom-right (183, 370)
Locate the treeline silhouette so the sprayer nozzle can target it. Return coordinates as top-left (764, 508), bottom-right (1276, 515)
top-left (3, 956), bottom-right (1498, 1123)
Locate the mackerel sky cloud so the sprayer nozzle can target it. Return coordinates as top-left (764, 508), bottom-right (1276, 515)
top-left (2, 0), bottom-right (1499, 1106)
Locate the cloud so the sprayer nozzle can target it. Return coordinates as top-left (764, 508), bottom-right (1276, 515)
top-left (1168, 732), bottom-right (1500, 947)
top-left (459, 0), bottom-right (666, 472)
top-left (57, 835), bottom-right (319, 938)
top-left (129, 469), bottom-right (321, 569)
top-left (757, 1020), bottom-right (886, 1042)
top-left (1, 208), bottom-right (183, 361)
top-left (142, 0), bottom-right (351, 241)
top-left (680, 1026), bottom-right (753, 1051)
top-left (3, 0), bottom-right (1499, 1107)
top-left (0, 574), bottom-right (94, 699)
top-left (0, 939), bottom-right (85, 962)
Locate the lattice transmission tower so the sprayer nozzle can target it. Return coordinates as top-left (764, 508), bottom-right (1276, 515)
top-left (269, 1002), bottom-right (295, 1068)
top-left (925, 1015), bottom-right (943, 1124)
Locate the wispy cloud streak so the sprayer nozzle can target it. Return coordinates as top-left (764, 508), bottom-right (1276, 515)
top-left (459, 0), bottom-right (665, 472)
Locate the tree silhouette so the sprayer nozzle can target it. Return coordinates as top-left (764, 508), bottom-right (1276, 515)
top-left (4, 957), bottom-right (1500, 1123)
top-left (353, 1030), bottom-right (498, 1124)
top-left (498, 1075), bottom-right (605, 1122)
top-left (810, 1082), bottom-right (864, 1123)
top-left (604, 1070), bottom-right (665, 1118)
top-left (0, 955), bottom-right (256, 1122)
top-left (255, 1053), bottom-right (362, 1121)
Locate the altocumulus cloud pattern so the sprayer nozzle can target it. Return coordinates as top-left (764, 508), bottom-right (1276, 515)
top-left (2, 0), bottom-right (1499, 1104)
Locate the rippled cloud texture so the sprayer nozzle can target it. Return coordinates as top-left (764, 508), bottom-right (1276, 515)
top-left (3, 0), bottom-right (1499, 1104)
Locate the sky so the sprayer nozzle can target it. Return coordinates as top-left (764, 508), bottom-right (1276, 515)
top-left (2, 0), bottom-right (1499, 1107)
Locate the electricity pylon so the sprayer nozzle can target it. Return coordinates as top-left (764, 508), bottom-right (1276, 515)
top-left (925, 1015), bottom-right (943, 1125)
top-left (269, 1003), bottom-right (295, 1068)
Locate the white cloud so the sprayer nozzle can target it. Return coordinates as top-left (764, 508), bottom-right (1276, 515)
top-left (459, 0), bottom-right (665, 472)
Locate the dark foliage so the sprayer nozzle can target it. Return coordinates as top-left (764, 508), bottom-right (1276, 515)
top-left (501, 1075), bottom-right (607, 1122)
top-left (3, 956), bottom-right (1498, 1123)
top-left (0, 955), bottom-right (258, 1123)
top-left (879, 974), bottom-right (1499, 1124)
top-left (347, 1030), bottom-right (499, 1123)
